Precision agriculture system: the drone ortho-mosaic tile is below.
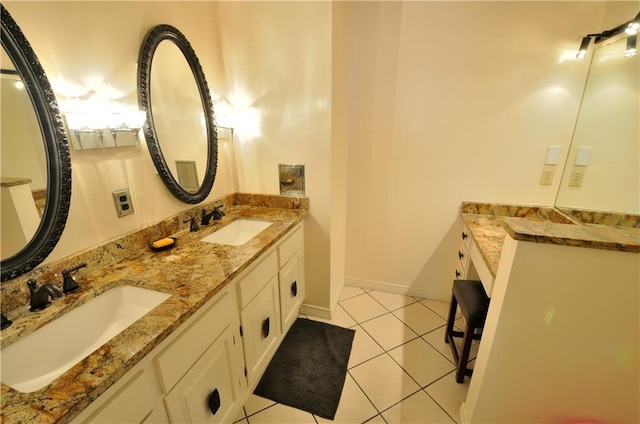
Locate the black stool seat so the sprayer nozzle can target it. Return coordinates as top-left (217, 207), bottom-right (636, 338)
top-left (445, 279), bottom-right (490, 383)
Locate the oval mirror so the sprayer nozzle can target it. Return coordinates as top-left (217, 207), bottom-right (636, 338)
top-left (138, 24), bottom-right (217, 204)
top-left (0, 5), bottom-right (71, 281)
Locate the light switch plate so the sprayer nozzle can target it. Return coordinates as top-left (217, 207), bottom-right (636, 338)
top-left (112, 188), bottom-right (134, 217)
top-left (545, 146), bottom-right (561, 165)
top-left (574, 146), bottom-right (592, 166)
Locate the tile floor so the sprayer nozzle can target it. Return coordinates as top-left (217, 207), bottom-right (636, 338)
top-left (234, 286), bottom-right (477, 424)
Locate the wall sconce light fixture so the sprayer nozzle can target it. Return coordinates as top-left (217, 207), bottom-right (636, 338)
top-left (576, 36), bottom-right (592, 59)
top-left (576, 11), bottom-right (640, 60)
top-left (64, 110), bottom-right (146, 150)
top-left (625, 34), bottom-right (637, 57)
top-left (216, 125), bottom-right (235, 142)
top-left (625, 12), bottom-right (640, 35)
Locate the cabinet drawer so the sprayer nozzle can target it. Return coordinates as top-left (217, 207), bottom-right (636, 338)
top-left (457, 239), bottom-right (470, 273)
top-left (237, 250), bottom-right (278, 309)
top-left (164, 327), bottom-right (240, 424)
top-left (279, 251), bottom-right (304, 333)
top-left (460, 225), bottom-right (472, 251)
top-left (240, 276), bottom-right (281, 383)
top-left (278, 226), bottom-right (303, 268)
top-left (78, 370), bottom-right (155, 424)
top-left (155, 288), bottom-right (235, 393)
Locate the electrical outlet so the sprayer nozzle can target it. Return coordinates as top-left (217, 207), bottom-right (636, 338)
top-left (112, 188), bottom-right (134, 217)
top-left (539, 165), bottom-right (556, 185)
top-left (568, 167), bottom-right (585, 187)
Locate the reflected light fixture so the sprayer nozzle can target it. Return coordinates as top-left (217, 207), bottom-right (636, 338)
top-left (625, 34), bottom-right (637, 57)
top-left (64, 110), bottom-right (146, 149)
top-left (576, 36), bottom-right (591, 59)
top-left (625, 12), bottom-right (640, 35)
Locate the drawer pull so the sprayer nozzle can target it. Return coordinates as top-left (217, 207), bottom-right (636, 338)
top-left (462, 232), bottom-right (468, 240)
top-left (291, 281), bottom-right (298, 297)
top-left (262, 317), bottom-right (270, 339)
top-left (458, 251), bottom-right (464, 260)
top-left (455, 270), bottom-right (461, 278)
top-left (208, 388), bottom-right (221, 415)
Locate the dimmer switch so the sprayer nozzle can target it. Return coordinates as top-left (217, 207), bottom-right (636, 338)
top-left (112, 188), bottom-right (134, 217)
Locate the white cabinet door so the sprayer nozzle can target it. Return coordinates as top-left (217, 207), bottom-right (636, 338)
top-left (164, 326), bottom-right (243, 423)
top-left (240, 276), bottom-right (281, 385)
top-left (279, 250), bottom-right (304, 333)
top-left (71, 368), bottom-right (164, 424)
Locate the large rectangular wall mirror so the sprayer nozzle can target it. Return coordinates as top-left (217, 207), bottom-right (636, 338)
top-left (555, 32), bottom-right (639, 216)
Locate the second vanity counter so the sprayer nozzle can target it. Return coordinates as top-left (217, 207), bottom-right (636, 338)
top-left (0, 198), bottom-right (308, 423)
top-left (460, 202), bottom-right (640, 283)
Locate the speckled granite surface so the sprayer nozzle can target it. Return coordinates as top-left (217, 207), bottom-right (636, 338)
top-left (461, 202), bottom-right (640, 278)
top-left (0, 177), bottom-right (32, 187)
top-left (557, 207), bottom-right (640, 228)
top-left (0, 193), bottom-right (308, 424)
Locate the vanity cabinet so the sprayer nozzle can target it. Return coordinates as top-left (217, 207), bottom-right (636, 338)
top-left (71, 366), bottom-right (166, 424)
top-left (70, 223), bottom-right (305, 424)
top-left (157, 285), bottom-right (246, 423)
top-left (71, 284), bottom-right (245, 424)
top-left (454, 226), bottom-right (472, 280)
top-left (278, 227), bottom-right (304, 333)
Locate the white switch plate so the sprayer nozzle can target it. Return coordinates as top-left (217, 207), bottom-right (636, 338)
top-left (545, 146), bottom-right (561, 165)
top-left (574, 146), bottom-right (592, 166)
top-left (112, 188), bottom-right (134, 217)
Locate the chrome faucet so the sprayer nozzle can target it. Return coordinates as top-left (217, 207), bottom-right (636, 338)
top-left (27, 279), bottom-right (64, 312)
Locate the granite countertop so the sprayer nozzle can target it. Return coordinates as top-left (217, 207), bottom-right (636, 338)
top-left (0, 201), bottom-right (307, 424)
top-left (460, 202), bottom-right (640, 278)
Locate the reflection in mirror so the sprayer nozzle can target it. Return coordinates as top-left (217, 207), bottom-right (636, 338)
top-left (151, 41), bottom-right (208, 193)
top-left (1, 6), bottom-right (71, 281)
top-left (556, 34), bottom-right (640, 215)
top-left (138, 24), bottom-right (217, 204)
top-left (1, 52), bottom-right (46, 258)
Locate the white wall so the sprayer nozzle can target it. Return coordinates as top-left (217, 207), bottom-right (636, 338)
top-left (346, 1), bottom-right (609, 300)
top-left (215, 1), bottom-right (336, 313)
top-left (4, 1), bottom-right (236, 263)
top-left (466, 236), bottom-right (639, 423)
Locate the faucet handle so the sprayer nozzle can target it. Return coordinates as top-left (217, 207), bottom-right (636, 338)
top-left (62, 262), bottom-right (86, 294)
top-left (213, 206), bottom-right (225, 220)
top-left (183, 216), bottom-right (199, 232)
top-left (1, 314), bottom-right (12, 330)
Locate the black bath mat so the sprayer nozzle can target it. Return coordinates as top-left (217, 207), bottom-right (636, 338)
top-left (254, 318), bottom-right (355, 420)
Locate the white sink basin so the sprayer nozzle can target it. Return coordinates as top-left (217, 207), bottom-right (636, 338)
top-left (200, 219), bottom-right (272, 246)
top-left (0, 285), bottom-right (169, 393)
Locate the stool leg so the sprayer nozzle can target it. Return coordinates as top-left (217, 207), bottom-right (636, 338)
top-left (456, 323), bottom-right (475, 383)
top-left (444, 293), bottom-right (457, 344)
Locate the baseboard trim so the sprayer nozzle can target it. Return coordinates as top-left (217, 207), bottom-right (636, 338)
top-left (299, 303), bottom-right (332, 320)
top-left (345, 278), bottom-right (449, 302)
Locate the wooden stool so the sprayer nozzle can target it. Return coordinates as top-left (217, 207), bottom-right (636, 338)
top-left (444, 279), bottom-right (490, 383)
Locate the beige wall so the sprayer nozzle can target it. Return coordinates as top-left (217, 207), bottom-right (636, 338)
top-left (466, 236), bottom-right (639, 423)
top-left (215, 1), bottom-right (336, 314)
top-left (4, 1), bottom-right (236, 264)
top-left (346, 1), bottom-right (610, 300)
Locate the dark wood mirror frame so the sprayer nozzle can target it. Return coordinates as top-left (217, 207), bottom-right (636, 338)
top-left (1, 5), bottom-right (72, 282)
top-left (137, 24), bottom-right (218, 204)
